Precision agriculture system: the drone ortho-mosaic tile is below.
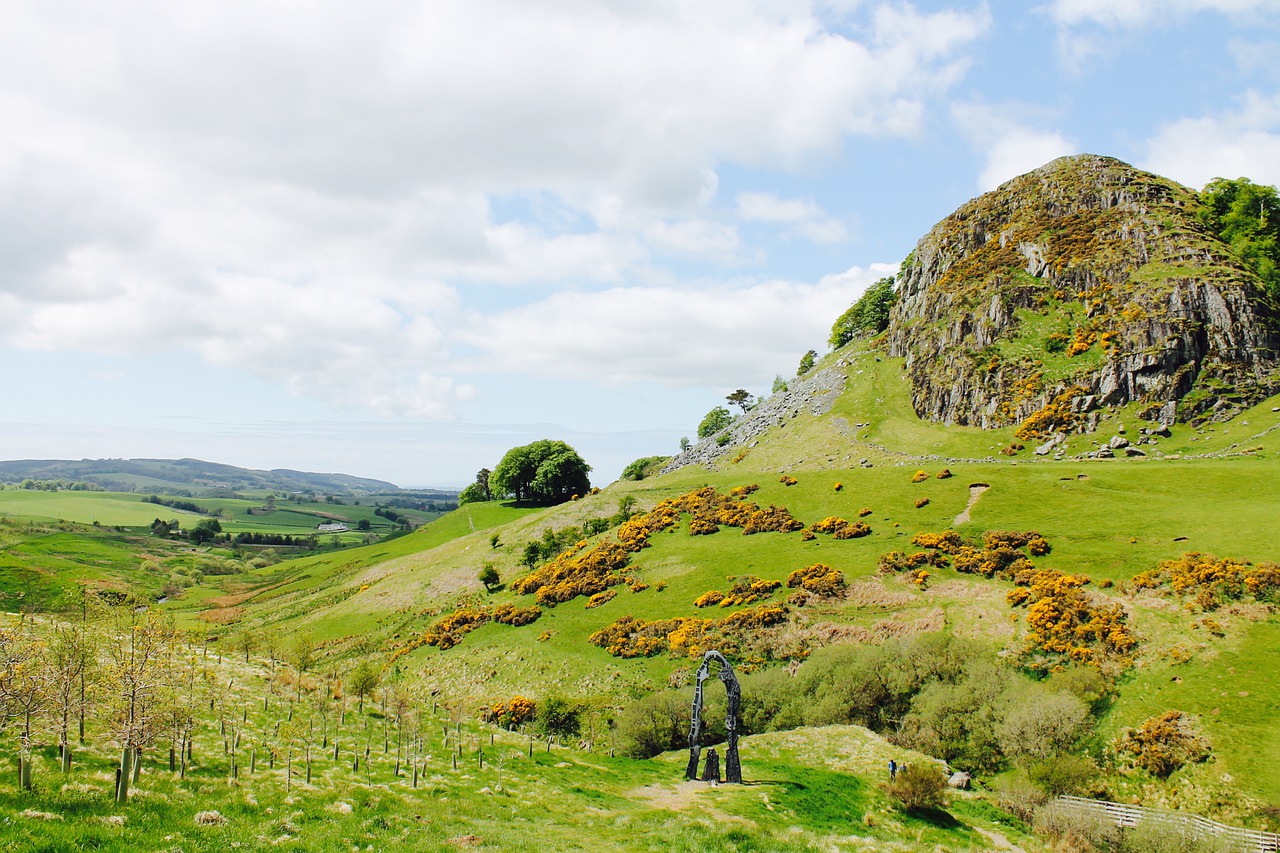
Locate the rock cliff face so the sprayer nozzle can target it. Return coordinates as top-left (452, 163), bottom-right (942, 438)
top-left (886, 155), bottom-right (1280, 433)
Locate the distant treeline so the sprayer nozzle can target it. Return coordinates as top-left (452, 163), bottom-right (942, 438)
top-left (381, 496), bottom-right (458, 512)
top-left (232, 532), bottom-right (317, 547)
top-left (145, 495), bottom-right (215, 515)
top-left (7, 479), bottom-right (105, 492)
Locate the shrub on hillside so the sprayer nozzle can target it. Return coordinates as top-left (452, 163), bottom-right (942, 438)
top-left (1132, 551), bottom-right (1280, 610)
top-left (911, 530), bottom-right (965, 553)
top-left (535, 695), bottom-right (583, 739)
top-left (616, 689), bottom-right (694, 759)
top-left (589, 605), bottom-right (788, 661)
top-left (810, 516), bottom-right (871, 539)
top-left (694, 590), bottom-right (725, 608)
top-left (786, 563), bottom-right (847, 599)
top-left (488, 696), bottom-right (536, 728)
top-left (1015, 387), bottom-right (1087, 441)
top-left (1116, 710), bottom-right (1211, 778)
top-left (491, 604), bottom-right (541, 626)
top-left (877, 550), bottom-right (948, 574)
top-left (1008, 568), bottom-right (1137, 669)
top-left (886, 763), bottom-right (949, 812)
top-left (620, 455), bottom-right (671, 481)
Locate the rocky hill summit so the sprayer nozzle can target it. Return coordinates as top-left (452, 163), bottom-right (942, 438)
top-left (886, 154), bottom-right (1280, 436)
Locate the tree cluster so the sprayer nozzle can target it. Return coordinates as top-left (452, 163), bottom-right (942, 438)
top-left (829, 275), bottom-right (897, 349)
top-left (1199, 176), bottom-right (1280, 303)
top-left (489, 441), bottom-right (591, 506)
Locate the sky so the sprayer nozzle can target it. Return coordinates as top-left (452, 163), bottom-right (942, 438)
top-left (3, 0), bottom-right (1280, 488)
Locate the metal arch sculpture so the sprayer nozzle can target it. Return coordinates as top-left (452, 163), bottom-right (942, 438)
top-left (684, 650), bottom-right (742, 783)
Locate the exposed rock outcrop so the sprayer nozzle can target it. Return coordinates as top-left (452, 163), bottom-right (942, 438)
top-left (886, 154), bottom-right (1280, 431)
top-left (661, 366), bottom-right (847, 473)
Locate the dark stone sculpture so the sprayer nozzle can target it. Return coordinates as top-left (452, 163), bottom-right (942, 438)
top-left (684, 650), bottom-right (742, 783)
top-left (701, 748), bottom-right (720, 783)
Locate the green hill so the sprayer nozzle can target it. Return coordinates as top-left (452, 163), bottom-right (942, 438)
top-left (0, 457), bottom-right (408, 496)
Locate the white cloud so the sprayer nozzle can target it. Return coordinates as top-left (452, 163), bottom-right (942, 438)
top-left (0, 1), bottom-right (988, 417)
top-left (643, 219), bottom-right (744, 260)
top-left (952, 103), bottom-right (1077, 191)
top-left (460, 263), bottom-right (898, 388)
top-left (1042, 0), bottom-right (1277, 68)
top-left (1142, 92), bottom-right (1280, 189)
top-left (736, 192), bottom-right (850, 244)
top-left (737, 192), bottom-right (826, 223)
top-left (1042, 0), bottom-right (1272, 28)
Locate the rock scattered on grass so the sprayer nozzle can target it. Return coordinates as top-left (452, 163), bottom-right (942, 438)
top-left (194, 810), bottom-right (228, 826)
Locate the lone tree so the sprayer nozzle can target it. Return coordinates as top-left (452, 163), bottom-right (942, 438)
top-left (458, 468), bottom-right (494, 505)
top-left (347, 660), bottom-right (381, 714)
top-left (490, 439), bottom-right (591, 506)
top-left (697, 406), bottom-right (732, 439)
top-left (725, 389), bottom-right (753, 415)
top-left (478, 563), bottom-right (500, 592)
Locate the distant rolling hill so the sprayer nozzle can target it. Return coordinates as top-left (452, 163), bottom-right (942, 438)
top-left (0, 457), bottom-right (408, 496)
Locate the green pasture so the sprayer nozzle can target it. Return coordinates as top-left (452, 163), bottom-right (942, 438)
top-left (0, 490), bottom-right (204, 527)
top-left (0, 489), bottom-right (444, 538)
top-left (1104, 617), bottom-right (1280, 806)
